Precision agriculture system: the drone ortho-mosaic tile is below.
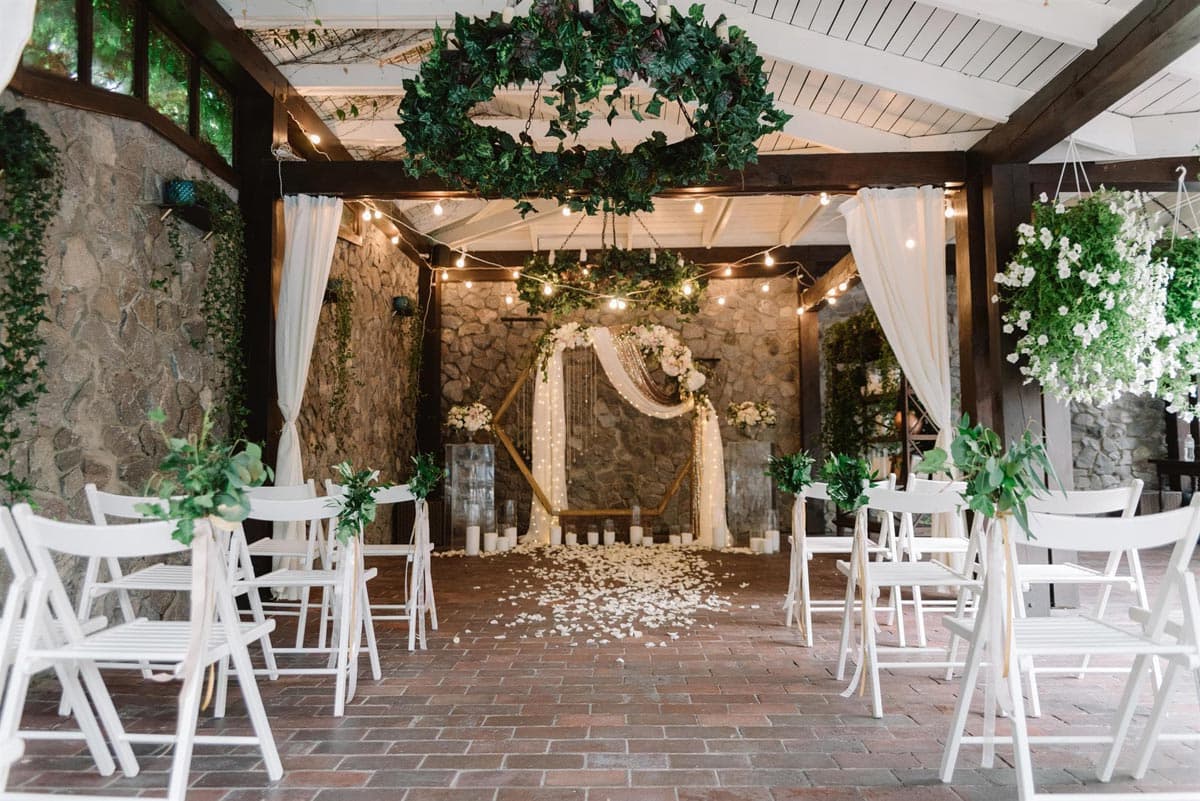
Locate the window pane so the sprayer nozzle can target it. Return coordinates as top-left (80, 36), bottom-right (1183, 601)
top-left (92, 0), bottom-right (135, 94)
top-left (22, 0), bottom-right (78, 78)
top-left (200, 70), bottom-right (233, 164)
top-left (148, 26), bottom-right (189, 130)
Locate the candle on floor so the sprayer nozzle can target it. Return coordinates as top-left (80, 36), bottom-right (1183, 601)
top-left (482, 529), bottom-right (497, 552)
top-left (681, 530), bottom-right (693, 545)
top-left (603, 529), bottom-right (616, 546)
top-left (712, 526), bottom-right (727, 549)
top-left (587, 529), bottom-right (600, 546)
top-left (629, 524), bottom-right (643, 545)
top-left (504, 526), bottom-right (518, 549)
top-left (550, 524), bottom-right (563, 546)
top-left (641, 532), bottom-right (654, 546)
top-left (497, 535), bottom-right (511, 552)
top-left (565, 530), bottom-right (578, 546)
top-left (669, 534), bottom-right (681, 546)
top-left (766, 529), bottom-right (781, 554)
top-left (750, 537), bottom-right (766, 554)
top-left (465, 526), bottom-right (481, 556)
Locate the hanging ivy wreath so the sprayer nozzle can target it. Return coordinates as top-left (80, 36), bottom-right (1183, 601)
top-left (0, 107), bottom-right (63, 502)
top-left (995, 190), bottom-right (1168, 408)
top-left (1153, 237), bottom-right (1200, 419)
top-left (518, 247), bottom-right (706, 314)
top-left (397, 0), bottom-right (789, 215)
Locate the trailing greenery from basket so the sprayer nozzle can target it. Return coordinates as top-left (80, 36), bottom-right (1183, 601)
top-left (914, 415), bottom-right (1057, 539)
top-left (328, 279), bottom-right (356, 420)
top-left (820, 307), bottom-right (900, 459)
top-left (136, 408), bottom-right (272, 545)
top-left (398, 0), bottom-right (789, 215)
top-left (765, 451), bottom-right (815, 496)
top-left (819, 454), bottom-right (878, 513)
top-left (329, 461), bottom-right (392, 545)
top-left (163, 179), bottom-right (248, 436)
top-left (995, 190), bottom-right (1167, 407)
top-left (1152, 237), bottom-right (1200, 420)
top-left (518, 248), bottom-right (706, 315)
top-left (404, 302), bottom-right (424, 407)
top-left (0, 107), bottom-right (62, 502)
top-left (406, 452), bottom-right (445, 500)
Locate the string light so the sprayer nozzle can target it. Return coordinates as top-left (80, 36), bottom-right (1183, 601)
top-left (465, 280), bottom-right (473, 289)
top-left (760, 283), bottom-right (769, 293)
top-left (608, 298), bottom-right (619, 310)
top-left (361, 207), bottom-right (372, 221)
top-left (582, 266), bottom-right (590, 276)
top-left (579, 248), bottom-right (587, 262)
top-left (562, 206), bottom-right (572, 216)
top-left (827, 296), bottom-right (837, 306)
top-left (441, 269), bottom-right (449, 281)
top-left (307, 132), bottom-right (321, 144)
top-left (505, 294), bottom-right (514, 305)
top-left (944, 201), bottom-right (956, 218)
top-left (548, 250), bottom-right (556, 265)
top-left (542, 283), bottom-right (554, 296)
top-left (819, 192), bottom-right (830, 206)
top-left (512, 269), bottom-right (521, 279)
top-left (456, 251), bottom-right (467, 268)
top-left (717, 296), bottom-right (726, 305)
top-left (433, 200), bottom-right (444, 216)
top-left (390, 235), bottom-right (400, 245)
top-left (838, 280), bottom-right (849, 291)
top-left (764, 251), bottom-right (775, 267)
top-left (796, 306), bottom-right (805, 315)
top-left (905, 238), bottom-right (916, 249)
top-left (693, 200), bottom-right (704, 214)
top-left (681, 282), bottom-right (693, 296)
top-left (723, 266), bottom-right (732, 277)
top-left (826, 289), bottom-right (836, 297)
top-left (373, 208), bottom-right (382, 220)
top-left (617, 299), bottom-right (627, 310)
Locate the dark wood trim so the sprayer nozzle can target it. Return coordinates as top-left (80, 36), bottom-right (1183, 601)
top-left (187, 51), bottom-right (201, 139)
top-left (417, 247), bottom-right (445, 462)
top-left (972, 0), bottom-right (1200, 162)
top-left (273, 152), bottom-right (969, 198)
top-left (9, 68), bottom-right (238, 185)
top-left (954, 155), bottom-right (999, 430)
top-left (430, 246), bottom-right (849, 277)
top-left (1030, 156), bottom-right (1200, 194)
top-left (797, 302), bottom-right (821, 455)
top-left (133, 4), bottom-right (149, 101)
top-left (76, 0), bottom-right (93, 87)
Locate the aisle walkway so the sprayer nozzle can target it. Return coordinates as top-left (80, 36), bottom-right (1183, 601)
top-left (8, 547), bottom-right (1200, 800)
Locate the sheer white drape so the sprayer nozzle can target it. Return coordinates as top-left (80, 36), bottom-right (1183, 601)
top-left (0, 1), bottom-right (35, 93)
top-left (527, 328), bottom-right (727, 547)
top-left (274, 195), bottom-right (342, 558)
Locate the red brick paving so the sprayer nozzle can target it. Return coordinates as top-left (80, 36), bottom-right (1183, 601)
top-left (7, 547), bottom-right (1200, 799)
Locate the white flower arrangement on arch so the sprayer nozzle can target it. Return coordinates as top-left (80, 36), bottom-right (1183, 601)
top-left (995, 189), bottom-right (1170, 407)
top-left (726, 400), bottom-right (777, 434)
top-left (446, 401), bottom-right (493, 433)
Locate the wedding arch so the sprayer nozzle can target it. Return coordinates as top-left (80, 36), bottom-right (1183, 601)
top-left (493, 323), bottom-right (727, 547)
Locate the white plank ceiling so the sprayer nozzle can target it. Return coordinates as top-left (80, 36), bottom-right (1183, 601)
top-left (218, 0), bottom-right (1199, 252)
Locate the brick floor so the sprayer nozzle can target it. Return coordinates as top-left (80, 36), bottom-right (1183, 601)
top-left (7, 546), bottom-right (1199, 799)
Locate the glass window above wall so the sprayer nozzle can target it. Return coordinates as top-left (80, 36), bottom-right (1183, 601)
top-left (92, 0), bottom-right (135, 95)
top-left (22, 0), bottom-right (78, 78)
top-left (148, 25), bottom-right (190, 130)
top-left (200, 69), bottom-right (233, 164)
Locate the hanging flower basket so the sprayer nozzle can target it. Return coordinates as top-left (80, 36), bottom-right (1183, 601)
top-left (1153, 237), bottom-right (1200, 419)
top-left (995, 190), bottom-right (1168, 407)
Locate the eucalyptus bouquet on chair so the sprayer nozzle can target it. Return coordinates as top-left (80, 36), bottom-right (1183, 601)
top-left (820, 453), bottom-right (879, 514)
top-left (329, 462), bottom-right (393, 545)
top-left (406, 453), bottom-right (446, 500)
top-left (136, 407), bottom-right (272, 545)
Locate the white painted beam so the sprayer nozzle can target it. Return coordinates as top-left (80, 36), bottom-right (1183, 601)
top-left (777, 196), bottom-right (825, 247)
top-left (329, 116), bottom-right (694, 146)
top-left (278, 63), bottom-right (417, 95)
top-left (218, 0), bottom-right (504, 29)
top-left (1129, 111), bottom-right (1200, 157)
top-left (918, 0), bottom-right (1124, 50)
top-left (707, 0), bottom-right (1030, 121)
top-left (1040, 111), bottom-right (1200, 162)
top-left (702, 198), bottom-right (735, 248)
top-left (1070, 112), bottom-right (1137, 156)
top-left (778, 104), bottom-right (987, 152)
top-left (429, 199), bottom-right (562, 248)
top-left (1168, 43), bottom-right (1200, 81)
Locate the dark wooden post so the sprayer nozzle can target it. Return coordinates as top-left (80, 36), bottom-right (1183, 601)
top-left (417, 246), bottom-right (447, 544)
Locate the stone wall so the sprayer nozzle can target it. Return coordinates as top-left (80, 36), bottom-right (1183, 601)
top-left (1071, 397), bottom-right (1166, 492)
top-left (441, 277), bottom-right (801, 535)
top-left (2, 91), bottom-right (233, 618)
top-left (296, 224), bottom-right (421, 543)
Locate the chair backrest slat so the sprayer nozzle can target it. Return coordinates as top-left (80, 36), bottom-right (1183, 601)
top-left (14, 505), bottom-right (188, 559)
top-left (906, 475), bottom-right (967, 495)
top-left (248, 494), bottom-right (340, 522)
top-left (1026, 480), bottom-right (1142, 517)
top-left (0, 508), bottom-right (34, 586)
top-left (802, 482), bottom-right (830, 502)
top-left (1026, 501), bottom-right (1199, 554)
top-left (325, 480), bottom-right (415, 505)
top-left (85, 482), bottom-right (168, 524)
top-left (865, 485), bottom-right (962, 516)
top-left (247, 480), bottom-right (317, 502)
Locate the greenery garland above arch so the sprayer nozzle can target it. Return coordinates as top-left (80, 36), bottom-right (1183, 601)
top-left (0, 107), bottom-right (63, 502)
top-left (517, 247), bottom-right (707, 315)
top-left (397, 0), bottom-right (790, 215)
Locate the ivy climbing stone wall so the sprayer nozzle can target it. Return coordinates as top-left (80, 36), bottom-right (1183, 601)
top-left (297, 224), bottom-right (421, 543)
top-left (440, 277), bottom-right (802, 536)
top-left (1, 92), bottom-right (233, 619)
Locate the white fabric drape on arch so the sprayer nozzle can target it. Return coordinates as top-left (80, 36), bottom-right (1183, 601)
top-left (841, 186), bottom-right (959, 546)
top-left (527, 327), bottom-right (727, 547)
top-left (274, 195), bottom-right (343, 560)
top-left (0, 1), bottom-right (36, 93)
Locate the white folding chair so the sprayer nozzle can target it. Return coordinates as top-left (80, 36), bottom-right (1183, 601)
top-left (233, 495), bottom-right (381, 716)
top-left (1017, 482), bottom-right (1148, 716)
top-left (325, 481), bottom-right (435, 650)
top-left (940, 500), bottom-right (1200, 801)
top-left (783, 476), bottom-right (898, 647)
top-left (0, 505), bottom-right (282, 801)
top-left (902, 475), bottom-right (971, 562)
top-left (835, 486), bottom-right (980, 718)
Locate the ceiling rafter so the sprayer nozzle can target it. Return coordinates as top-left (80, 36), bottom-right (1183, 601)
top-left (917, 0), bottom-right (1125, 50)
top-left (702, 198), bottom-right (735, 248)
top-left (778, 197), bottom-right (825, 248)
top-left (429, 199), bottom-right (563, 248)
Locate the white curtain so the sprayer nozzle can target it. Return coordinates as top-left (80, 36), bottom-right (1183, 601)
top-left (0, 1), bottom-right (35, 93)
top-left (527, 328), bottom-right (727, 547)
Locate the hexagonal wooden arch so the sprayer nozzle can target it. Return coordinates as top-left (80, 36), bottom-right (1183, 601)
top-left (491, 366), bottom-right (695, 520)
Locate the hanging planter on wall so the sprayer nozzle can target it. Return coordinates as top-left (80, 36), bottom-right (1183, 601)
top-left (995, 189), bottom-right (1168, 408)
top-left (163, 179), bottom-right (198, 206)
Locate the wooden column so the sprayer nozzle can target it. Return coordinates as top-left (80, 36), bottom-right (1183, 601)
top-left (418, 247), bottom-right (447, 545)
top-left (797, 307), bottom-right (821, 455)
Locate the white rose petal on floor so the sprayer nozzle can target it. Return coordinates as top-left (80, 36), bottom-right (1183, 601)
top-left (485, 543), bottom-right (732, 644)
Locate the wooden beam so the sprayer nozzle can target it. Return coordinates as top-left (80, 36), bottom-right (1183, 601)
top-left (702, 198), bottom-right (735, 249)
top-left (919, 0), bottom-right (1125, 50)
top-left (778, 196), bottom-right (825, 248)
top-left (971, 0), bottom-right (1200, 162)
top-left (274, 152), bottom-right (968, 198)
top-left (1029, 155), bottom-right (1200, 194)
top-left (429, 199), bottom-right (562, 249)
top-left (217, 0), bottom-right (501, 28)
top-left (797, 253), bottom-right (857, 310)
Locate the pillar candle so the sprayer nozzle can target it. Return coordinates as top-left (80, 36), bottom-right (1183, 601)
top-left (603, 529), bottom-right (616, 546)
top-left (565, 531), bottom-right (578, 546)
top-left (482, 529), bottom-right (497, 552)
top-left (587, 529), bottom-right (600, 546)
top-left (750, 537), bottom-right (766, 554)
top-left (504, 526), bottom-right (518, 549)
top-left (712, 525), bottom-right (727, 549)
top-left (641, 533), bottom-right (654, 546)
top-left (766, 529), bottom-right (780, 554)
top-left (681, 530), bottom-right (693, 546)
top-left (550, 525), bottom-right (563, 546)
top-left (669, 534), bottom-right (681, 546)
top-left (629, 525), bottom-right (643, 545)
top-left (465, 526), bottom-right (481, 556)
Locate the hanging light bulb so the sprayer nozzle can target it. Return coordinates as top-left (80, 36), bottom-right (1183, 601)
top-left (764, 251), bottom-right (775, 267)
top-left (717, 296), bottom-right (726, 306)
top-left (649, 248), bottom-right (657, 264)
top-left (542, 283), bottom-right (554, 296)
top-left (373, 208), bottom-right (383, 220)
top-left (307, 132), bottom-right (321, 145)
top-left (456, 251), bottom-right (467, 268)
top-left (433, 200), bottom-right (444, 216)
top-left (505, 294), bottom-right (514, 305)
top-left (838, 280), bottom-right (849, 291)
top-left (548, 250), bottom-right (556, 266)
top-left (944, 203), bottom-right (956, 219)
top-left (512, 269), bottom-right (521, 279)
top-left (693, 200), bottom-right (704, 214)
top-left (681, 282), bottom-right (693, 296)
top-left (390, 235), bottom-right (400, 245)
top-left (562, 206), bottom-right (572, 217)
top-left (579, 248), bottom-right (587, 262)
top-left (760, 283), bottom-right (769, 293)
top-left (464, 280), bottom-right (473, 289)
top-left (905, 238), bottom-right (916, 249)
top-left (361, 207), bottom-right (372, 221)
top-left (819, 192), bottom-right (830, 206)
top-left (723, 266), bottom-right (732, 277)
top-left (796, 306), bottom-right (805, 315)
top-left (827, 296), bottom-right (837, 306)
top-left (581, 266), bottom-right (590, 276)
top-left (608, 298), bottom-right (619, 310)
top-left (617, 299), bottom-right (627, 310)
top-left (441, 269), bottom-right (449, 281)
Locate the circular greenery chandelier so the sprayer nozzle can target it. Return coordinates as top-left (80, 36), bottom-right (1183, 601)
top-left (518, 246), bottom-right (708, 314)
top-left (397, 0), bottom-right (790, 215)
